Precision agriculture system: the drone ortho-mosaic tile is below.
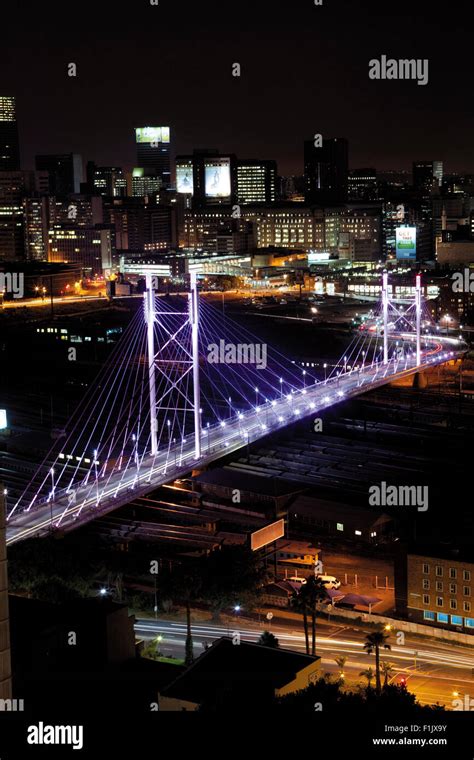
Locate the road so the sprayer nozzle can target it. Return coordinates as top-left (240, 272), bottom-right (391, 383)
top-left (6, 332), bottom-right (465, 543)
top-left (135, 614), bottom-right (474, 708)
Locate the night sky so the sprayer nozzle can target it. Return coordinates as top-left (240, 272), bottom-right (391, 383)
top-left (1, 0), bottom-right (473, 176)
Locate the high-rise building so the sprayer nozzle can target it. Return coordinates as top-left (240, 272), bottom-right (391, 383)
top-left (131, 168), bottom-right (162, 198)
top-left (192, 151), bottom-right (237, 208)
top-left (135, 127), bottom-right (171, 189)
top-left (0, 96), bottom-right (20, 171)
top-left (348, 168), bottom-right (378, 201)
top-left (86, 162), bottom-right (127, 197)
top-left (413, 161), bottom-right (443, 194)
top-left (103, 197), bottom-right (178, 252)
top-left (35, 153), bottom-right (84, 196)
top-left (236, 160), bottom-right (277, 205)
top-left (175, 156), bottom-right (194, 197)
top-left (304, 137), bottom-right (348, 204)
top-left (48, 226), bottom-right (114, 275)
top-left (0, 486), bottom-right (12, 701)
top-left (0, 171), bottom-right (49, 261)
top-left (23, 197), bottom-right (49, 261)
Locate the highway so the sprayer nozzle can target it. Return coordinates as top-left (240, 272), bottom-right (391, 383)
top-left (6, 332), bottom-right (466, 544)
top-left (135, 615), bottom-right (474, 708)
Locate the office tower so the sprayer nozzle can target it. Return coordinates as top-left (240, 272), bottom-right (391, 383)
top-left (413, 161), bottom-right (443, 194)
top-left (135, 127), bottom-right (171, 189)
top-left (189, 151), bottom-right (237, 208)
top-left (35, 153), bottom-right (84, 196)
top-left (103, 197), bottom-right (178, 252)
top-left (0, 486), bottom-right (12, 701)
top-left (0, 96), bottom-right (20, 171)
top-left (48, 226), bottom-right (115, 275)
top-left (86, 162), bottom-right (127, 197)
top-left (175, 156), bottom-right (194, 195)
top-left (23, 197), bottom-right (49, 260)
top-left (0, 171), bottom-right (49, 261)
top-left (0, 171), bottom-right (27, 261)
top-left (236, 160), bottom-right (277, 204)
top-left (304, 137), bottom-right (348, 203)
top-left (348, 168), bottom-right (378, 201)
top-left (131, 168), bottom-right (162, 198)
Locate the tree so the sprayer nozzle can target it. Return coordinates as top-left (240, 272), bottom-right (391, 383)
top-left (359, 667), bottom-right (375, 690)
top-left (290, 589), bottom-right (310, 654)
top-left (381, 661), bottom-right (395, 689)
top-left (258, 630), bottom-right (279, 648)
top-left (363, 629), bottom-right (392, 696)
top-left (157, 562), bottom-right (203, 667)
top-left (200, 546), bottom-right (268, 620)
top-left (296, 577), bottom-right (327, 655)
top-left (335, 656), bottom-right (347, 679)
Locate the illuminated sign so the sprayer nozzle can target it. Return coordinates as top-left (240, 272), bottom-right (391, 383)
top-left (135, 127), bottom-right (170, 144)
top-left (0, 410), bottom-right (6, 429)
top-left (205, 158), bottom-right (231, 198)
top-left (396, 226), bottom-right (417, 260)
top-left (308, 252), bottom-right (330, 263)
top-left (176, 164), bottom-right (194, 194)
top-left (250, 519), bottom-right (285, 551)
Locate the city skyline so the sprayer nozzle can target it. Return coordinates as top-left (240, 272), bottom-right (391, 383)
top-left (1, 0), bottom-right (473, 176)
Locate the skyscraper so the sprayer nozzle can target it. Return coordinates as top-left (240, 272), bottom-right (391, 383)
top-left (236, 160), bottom-right (277, 204)
top-left (135, 127), bottom-right (171, 189)
top-left (304, 137), bottom-right (348, 204)
top-left (413, 161), bottom-right (443, 194)
top-left (0, 96), bottom-right (20, 171)
top-left (35, 154), bottom-right (83, 196)
top-left (86, 162), bottom-right (127, 197)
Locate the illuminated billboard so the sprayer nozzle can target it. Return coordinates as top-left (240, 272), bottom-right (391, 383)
top-left (135, 127), bottom-right (170, 144)
top-left (0, 410), bottom-right (6, 430)
top-left (205, 158), bottom-right (231, 198)
top-left (396, 226), bottom-right (417, 260)
top-left (308, 252), bottom-right (330, 263)
top-left (250, 519), bottom-right (285, 551)
top-left (176, 164), bottom-right (194, 194)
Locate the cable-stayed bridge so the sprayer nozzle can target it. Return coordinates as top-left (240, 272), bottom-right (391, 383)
top-left (6, 273), bottom-right (467, 544)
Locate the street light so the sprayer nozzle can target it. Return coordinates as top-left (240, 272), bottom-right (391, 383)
top-left (323, 363), bottom-right (327, 382)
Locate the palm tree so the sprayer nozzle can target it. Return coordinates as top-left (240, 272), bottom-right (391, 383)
top-left (290, 590), bottom-right (310, 654)
top-left (381, 660), bottom-right (395, 689)
top-left (359, 667), bottom-right (375, 689)
top-left (363, 629), bottom-right (391, 696)
top-left (292, 577), bottom-right (327, 655)
top-left (335, 655), bottom-right (347, 679)
top-left (158, 562), bottom-right (202, 667)
top-left (257, 630), bottom-right (279, 648)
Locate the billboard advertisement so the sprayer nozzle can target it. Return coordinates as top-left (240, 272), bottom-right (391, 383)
top-left (205, 158), bottom-right (231, 198)
top-left (176, 164), bottom-right (194, 194)
top-left (0, 410), bottom-right (6, 430)
top-left (250, 519), bottom-right (285, 551)
top-left (308, 251), bottom-right (330, 264)
top-left (396, 226), bottom-right (417, 260)
top-left (135, 127), bottom-right (170, 144)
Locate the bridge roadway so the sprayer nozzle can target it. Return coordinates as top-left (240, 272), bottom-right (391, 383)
top-left (6, 334), bottom-right (465, 545)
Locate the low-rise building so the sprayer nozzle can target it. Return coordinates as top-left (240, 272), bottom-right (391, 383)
top-left (395, 546), bottom-right (474, 633)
